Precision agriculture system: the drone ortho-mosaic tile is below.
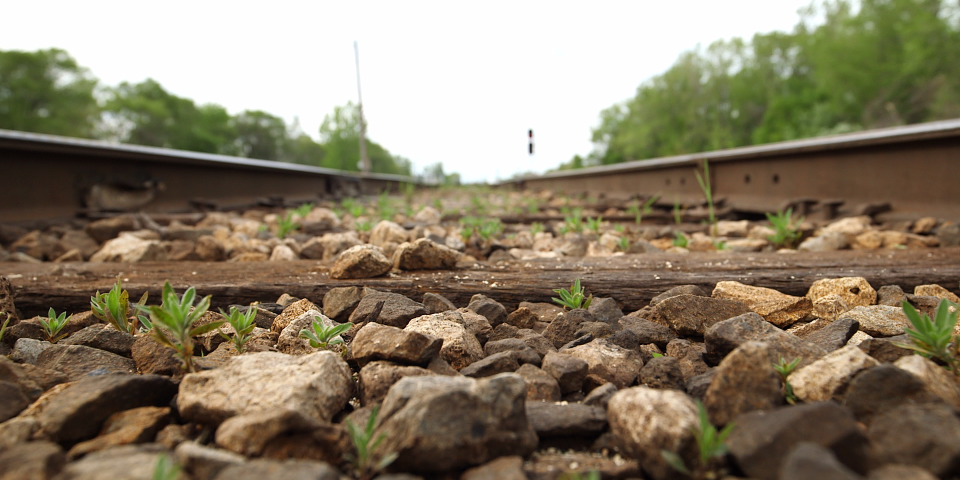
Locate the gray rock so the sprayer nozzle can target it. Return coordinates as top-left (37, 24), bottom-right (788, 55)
top-left (868, 403), bottom-right (960, 478)
top-left (85, 215), bottom-right (138, 243)
top-left (665, 339), bottom-right (710, 380)
top-left (483, 338), bottom-right (541, 366)
top-left (27, 374), bottom-right (177, 444)
top-left (461, 455), bottom-right (526, 480)
top-left (857, 335), bottom-right (913, 362)
top-left (66, 405), bottom-right (172, 459)
top-left (588, 297), bottom-right (623, 324)
top-left (703, 341), bottom-right (784, 426)
top-left (393, 238), bottom-right (460, 270)
top-left (178, 351), bottom-right (353, 424)
top-left (375, 373), bottom-right (538, 472)
top-left (790, 345), bottom-right (879, 403)
top-left (461, 351), bottom-right (520, 378)
top-left (894, 355), bottom-right (960, 410)
top-left (876, 285), bottom-right (908, 307)
top-left (322, 286), bottom-right (367, 321)
top-left (780, 442), bottom-right (864, 480)
top-left (704, 312), bottom-right (826, 367)
top-left (174, 442), bottom-right (246, 480)
top-left (0, 380), bottom-right (29, 422)
top-left (349, 291), bottom-right (427, 328)
top-left (458, 308), bottom-right (493, 345)
top-left (404, 311), bottom-right (483, 370)
top-left (515, 363), bottom-right (561, 401)
top-left (525, 400), bottom-right (606, 438)
top-left (543, 309), bottom-right (594, 349)
top-left (60, 324), bottom-right (136, 357)
top-left (805, 318), bottom-right (860, 351)
top-left (466, 294), bottom-right (507, 327)
top-left (647, 294), bottom-right (753, 336)
top-left (422, 292), bottom-right (456, 314)
top-left (583, 382), bottom-right (618, 408)
top-left (0, 355), bottom-right (67, 402)
top-left (685, 370), bottom-right (715, 401)
top-left (726, 402), bottom-right (869, 480)
top-left (317, 232), bottom-right (363, 260)
top-left (212, 459), bottom-right (340, 480)
top-left (55, 445), bottom-right (168, 480)
top-left (842, 364), bottom-right (937, 423)
top-left (565, 339), bottom-right (643, 389)
top-left (541, 352), bottom-right (589, 395)
top-left (607, 386), bottom-right (699, 480)
top-left (649, 285), bottom-right (706, 306)
top-left (638, 355), bottom-right (685, 391)
top-left (270, 298), bottom-right (323, 334)
top-left (214, 408), bottom-right (343, 464)
top-left (937, 221), bottom-right (960, 247)
top-left (604, 328), bottom-right (640, 350)
top-left (359, 360), bottom-right (436, 406)
top-left (36, 343), bottom-right (136, 381)
top-left (867, 464), bottom-right (939, 480)
top-left (90, 233), bottom-right (167, 262)
top-left (351, 322), bottom-right (443, 367)
top-left (329, 244), bottom-right (393, 279)
top-left (618, 316), bottom-right (677, 349)
top-left (0, 440), bottom-right (65, 479)
top-left (841, 305), bottom-right (910, 337)
top-left (11, 337), bottom-right (53, 365)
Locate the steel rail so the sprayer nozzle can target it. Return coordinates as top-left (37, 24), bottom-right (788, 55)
top-left (0, 129), bottom-right (417, 223)
top-left (508, 119), bottom-right (960, 222)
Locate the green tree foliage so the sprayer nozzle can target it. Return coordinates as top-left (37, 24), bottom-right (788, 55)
top-left (231, 110), bottom-right (290, 160)
top-left (588, 0), bottom-right (960, 166)
top-left (319, 101), bottom-right (411, 175)
top-left (0, 48), bottom-right (99, 137)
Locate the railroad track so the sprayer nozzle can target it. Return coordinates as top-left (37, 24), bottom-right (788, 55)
top-left (0, 129), bottom-right (415, 224)
top-left (507, 118), bottom-right (960, 223)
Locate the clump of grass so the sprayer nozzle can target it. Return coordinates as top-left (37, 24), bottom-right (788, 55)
top-left (219, 306), bottom-right (257, 353)
top-left (0, 314), bottom-right (11, 344)
top-left (773, 355), bottom-right (801, 404)
top-left (356, 220), bottom-right (373, 233)
top-left (559, 472), bottom-right (600, 480)
top-left (694, 159), bottom-right (717, 237)
top-left (40, 308), bottom-right (70, 343)
top-left (276, 212), bottom-right (299, 239)
top-left (377, 191), bottom-right (397, 220)
top-left (895, 299), bottom-right (960, 374)
top-left (91, 276), bottom-right (148, 334)
top-left (559, 207), bottom-right (584, 235)
top-left (586, 216), bottom-right (603, 235)
top-left (300, 315), bottom-right (353, 350)
top-left (292, 202), bottom-right (314, 219)
top-left (673, 231), bottom-right (689, 248)
top-left (137, 282), bottom-right (222, 373)
top-left (530, 222), bottom-right (545, 236)
top-left (152, 453), bottom-right (180, 480)
top-left (661, 400), bottom-right (734, 479)
top-left (553, 279), bottom-right (593, 310)
top-left (346, 405), bottom-right (398, 479)
top-left (672, 199), bottom-right (683, 225)
top-left (618, 236), bottom-right (631, 252)
top-left (766, 208), bottom-right (804, 248)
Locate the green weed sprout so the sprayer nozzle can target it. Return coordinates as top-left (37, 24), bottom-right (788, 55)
top-left (152, 453), bottom-right (179, 480)
top-left (91, 276), bottom-right (147, 334)
top-left (773, 355), bottom-right (801, 404)
top-left (138, 282), bottom-right (221, 373)
top-left (378, 191), bottom-right (397, 220)
top-left (530, 222), bottom-right (545, 236)
top-left (553, 279), bottom-right (593, 310)
top-left (587, 216), bottom-right (603, 234)
top-left (694, 159), bottom-right (717, 237)
top-left (628, 195), bottom-right (660, 225)
top-left (0, 314), bottom-right (11, 344)
top-left (293, 202), bottom-right (314, 219)
top-left (356, 220), bottom-right (373, 233)
top-left (40, 308), bottom-right (70, 343)
top-left (219, 307), bottom-right (257, 353)
top-left (346, 405), bottom-right (398, 479)
top-left (766, 208), bottom-right (804, 249)
top-left (661, 400), bottom-right (734, 478)
top-left (526, 197), bottom-right (540, 215)
top-left (276, 212), bottom-right (299, 239)
top-left (561, 207), bottom-right (584, 235)
top-left (477, 218), bottom-right (503, 244)
top-left (618, 236), bottom-right (631, 252)
top-left (895, 299), bottom-right (960, 374)
top-left (673, 199), bottom-right (683, 224)
top-left (558, 471), bottom-right (600, 480)
top-left (673, 231), bottom-right (689, 248)
top-left (300, 315), bottom-right (353, 350)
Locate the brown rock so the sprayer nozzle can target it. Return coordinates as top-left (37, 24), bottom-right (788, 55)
top-left (67, 406), bottom-right (171, 459)
top-left (131, 335), bottom-right (182, 376)
top-left (807, 277), bottom-right (877, 307)
top-left (36, 344), bottom-right (136, 381)
top-left (648, 294), bottom-right (753, 336)
top-left (712, 281), bottom-right (812, 328)
top-left (351, 322), bottom-right (442, 367)
top-left (329, 244), bottom-right (393, 279)
top-left (393, 238), bottom-right (460, 270)
top-left (270, 298), bottom-right (322, 334)
top-left (358, 360), bottom-right (436, 406)
top-left (704, 341), bottom-right (784, 425)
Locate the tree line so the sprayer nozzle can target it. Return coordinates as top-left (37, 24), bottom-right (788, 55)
top-left (0, 48), bottom-right (455, 179)
top-left (563, 0), bottom-right (960, 169)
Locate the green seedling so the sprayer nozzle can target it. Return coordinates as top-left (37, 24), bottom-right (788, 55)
top-left (219, 306), bottom-right (257, 353)
top-left (477, 218), bottom-right (503, 244)
top-left (618, 236), bottom-right (631, 252)
top-left (694, 159), bottom-right (717, 237)
top-left (0, 314), bottom-right (11, 344)
top-left (773, 355), bottom-right (802, 404)
top-left (138, 282), bottom-right (221, 373)
top-left (713, 239), bottom-right (728, 251)
top-left (356, 220), bottom-right (373, 233)
top-left (766, 208), bottom-right (804, 249)
top-left (661, 400), bottom-right (734, 479)
top-left (587, 216), bottom-right (603, 234)
top-left (673, 231), bottom-right (689, 248)
top-left (552, 279), bottom-right (593, 310)
top-left (896, 299), bottom-right (960, 374)
top-left (530, 222), bottom-right (545, 236)
top-left (40, 308), bottom-right (70, 343)
top-left (651, 351), bottom-right (664, 358)
top-left (613, 223), bottom-right (625, 233)
top-left (293, 202), bottom-right (314, 219)
top-left (346, 405), bottom-right (398, 479)
top-left (152, 453), bottom-right (180, 480)
top-left (377, 191), bottom-right (397, 220)
top-left (561, 207), bottom-right (584, 235)
top-left (673, 199), bottom-right (683, 225)
top-left (558, 471), bottom-right (600, 480)
top-left (300, 315), bottom-right (353, 350)
top-left (276, 212), bottom-right (299, 239)
top-left (91, 276), bottom-right (147, 334)
top-left (628, 195), bottom-right (660, 225)
top-left (526, 197), bottom-right (540, 215)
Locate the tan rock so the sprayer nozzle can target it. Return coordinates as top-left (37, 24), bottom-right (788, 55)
top-left (914, 284), bottom-right (960, 304)
top-left (895, 355), bottom-right (960, 410)
top-left (791, 345), bottom-right (879, 403)
top-left (393, 238), bottom-right (460, 270)
top-left (565, 339), bottom-right (644, 389)
top-left (370, 220), bottom-right (408, 247)
top-left (806, 277), bottom-right (877, 307)
top-left (821, 216), bottom-right (872, 236)
top-left (270, 298), bottom-right (323, 334)
top-left (712, 281), bottom-right (812, 328)
top-left (812, 293), bottom-right (851, 321)
top-left (842, 305), bottom-right (910, 337)
top-left (89, 233), bottom-right (167, 263)
top-left (329, 245), bottom-right (392, 279)
top-left (405, 312), bottom-right (483, 370)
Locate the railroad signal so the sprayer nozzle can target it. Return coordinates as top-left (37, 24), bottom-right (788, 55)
top-left (528, 129), bottom-right (534, 155)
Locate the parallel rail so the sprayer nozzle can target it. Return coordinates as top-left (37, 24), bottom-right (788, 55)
top-left (509, 119), bottom-right (960, 222)
top-left (0, 129), bottom-right (416, 223)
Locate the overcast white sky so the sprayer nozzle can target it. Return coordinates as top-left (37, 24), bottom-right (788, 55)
top-left (3, 1), bottom-right (813, 183)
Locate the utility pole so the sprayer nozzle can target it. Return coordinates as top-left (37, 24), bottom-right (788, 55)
top-left (355, 41), bottom-right (371, 174)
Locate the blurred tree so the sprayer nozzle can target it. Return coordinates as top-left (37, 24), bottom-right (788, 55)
top-left (231, 110), bottom-right (288, 160)
top-left (0, 48), bottom-right (99, 137)
top-left (319, 102), bottom-right (411, 175)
